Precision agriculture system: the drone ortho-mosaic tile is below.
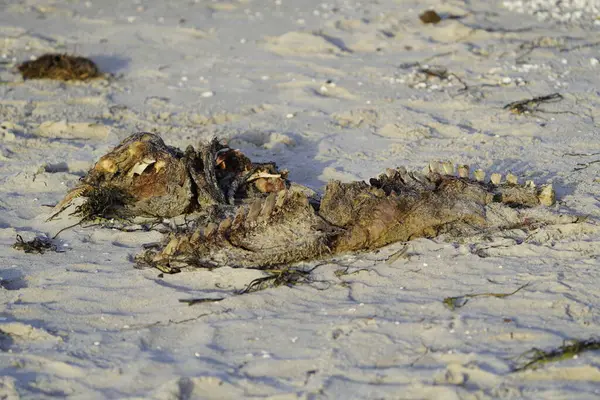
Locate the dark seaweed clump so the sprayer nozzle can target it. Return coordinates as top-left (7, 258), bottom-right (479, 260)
top-left (18, 53), bottom-right (100, 81)
top-left (514, 338), bottom-right (600, 371)
top-left (13, 234), bottom-right (57, 254)
top-left (72, 186), bottom-right (132, 223)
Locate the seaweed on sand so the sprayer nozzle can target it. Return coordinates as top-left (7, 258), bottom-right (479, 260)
top-left (176, 265), bottom-right (327, 305)
top-left (179, 297), bottom-right (225, 305)
top-left (513, 338), bottom-right (600, 372)
top-left (237, 265), bottom-right (328, 294)
top-left (563, 151), bottom-right (600, 171)
top-left (71, 186), bottom-right (132, 223)
top-left (18, 53), bottom-right (100, 81)
top-left (48, 185), bottom-right (135, 240)
top-left (503, 93), bottom-right (564, 114)
top-left (443, 283), bottom-right (530, 311)
top-left (12, 234), bottom-right (57, 254)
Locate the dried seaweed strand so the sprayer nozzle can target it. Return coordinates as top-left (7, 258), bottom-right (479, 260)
top-left (504, 93), bottom-right (563, 114)
top-left (418, 66), bottom-right (469, 91)
top-left (443, 283), bottom-right (530, 311)
top-left (179, 298), bottom-right (225, 305)
top-left (237, 264), bottom-right (327, 294)
top-left (237, 268), bottom-right (311, 294)
top-left (12, 234), bottom-right (57, 254)
top-left (176, 264), bottom-right (329, 305)
top-left (563, 151), bottom-right (600, 171)
top-left (385, 244), bottom-right (409, 264)
top-left (560, 41), bottom-right (600, 52)
top-left (334, 266), bottom-right (370, 277)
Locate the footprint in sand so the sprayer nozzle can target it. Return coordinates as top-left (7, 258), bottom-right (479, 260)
top-left (36, 120), bottom-right (110, 140)
top-left (264, 31), bottom-right (344, 57)
top-left (0, 268), bottom-right (27, 290)
top-left (0, 322), bottom-right (62, 349)
top-left (229, 131), bottom-right (297, 151)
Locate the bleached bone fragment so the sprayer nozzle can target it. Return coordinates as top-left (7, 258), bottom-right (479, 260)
top-left (190, 228), bottom-right (203, 243)
top-left (259, 192), bottom-right (277, 222)
top-left (538, 184), bottom-right (556, 206)
top-left (247, 198), bottom-right (263, 222)
top-left (396, 166), bottom-right (407, 175)
top-left (429, 160), bottom-right (443, 174)
top-left (203, 223), bottom-right (218, 238)
top-left (275, 189), bottom-right (288, 209)
top-left (506, 172), bottom-right (518, 185)
top-left (163, 236), bottom-right (180, 256)
top-left (218, 218), bottom-right (232, 233)
top-left (457, 164), bottom-right (469, 178)
top-left (490, 173), bottom-right (502, 185)
top-left (128, 158), bottom-right (156, 177)
top-left (442, 161), bottom-right (454, 175)
top-left (247, 171), bottom-right (283, 182)
top-left (232, 207), bottom-right (246, 228)
top-left (474, 169), bottom-right (485, 182)
top-left (398, 168), bottom-right (411, 183)
top-left (410, 171), bottom-right (429, 184)
top-left (98, 158), bottom-right (117, 173)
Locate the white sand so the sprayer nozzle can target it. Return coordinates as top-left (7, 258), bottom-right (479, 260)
top-left (1, 0), bottom-right (600, 398)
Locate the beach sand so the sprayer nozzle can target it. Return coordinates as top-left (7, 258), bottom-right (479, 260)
top-left (1, 0), bottom-right (600, 398)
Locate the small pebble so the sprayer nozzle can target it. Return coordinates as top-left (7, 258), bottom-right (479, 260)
top-left (420, 10), bottom-right (442, 24)
top-left (201, 91), bottom-right (214, 98)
